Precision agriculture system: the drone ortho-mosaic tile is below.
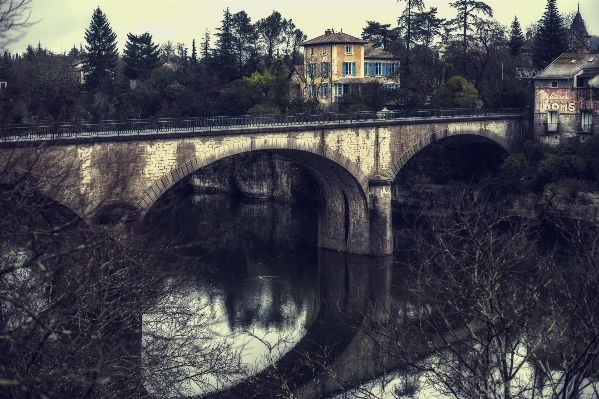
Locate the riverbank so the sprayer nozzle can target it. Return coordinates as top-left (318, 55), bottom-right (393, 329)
top-left (392, 183), bottom-right (599, 225)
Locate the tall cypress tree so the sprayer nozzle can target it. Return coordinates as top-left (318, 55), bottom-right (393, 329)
top-left (123, 32), bottom-right (160, 80)
top-left (190, 39), bottom-right (198, 64)
top-left (532, 0), bottom-right (568, 69)
top-left (508, 16), bottom-right (525, 56)
top-left (83, 7), bottom-right (118, 90)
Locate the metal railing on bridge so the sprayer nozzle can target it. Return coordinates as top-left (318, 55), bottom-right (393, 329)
top-left (0, 107), bottom-right (530, 142)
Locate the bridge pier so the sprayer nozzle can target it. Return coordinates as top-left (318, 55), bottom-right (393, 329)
top-left (368, 176), bottom-right (393, 256)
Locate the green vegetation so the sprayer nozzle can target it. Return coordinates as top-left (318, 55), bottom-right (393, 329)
top-left (431, 76), bottom-right (478, 108)
top-left (0, 0), bottom-right (587, 121)
top-left (398, 136), bottom-right (599, 201)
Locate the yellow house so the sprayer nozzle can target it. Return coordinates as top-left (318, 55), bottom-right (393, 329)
top-left (297, 29), bottom-right (400, 110)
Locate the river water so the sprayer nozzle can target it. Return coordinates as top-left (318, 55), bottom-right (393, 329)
top-left (139, 188), bottom-right (599, 399)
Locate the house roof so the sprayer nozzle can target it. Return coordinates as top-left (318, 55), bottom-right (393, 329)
top-left (535, 53), bottom-right (599, 79)
top-left (301, 31), bottom-right (368, 46)
top-left (364, 44), bottom-right (397, 60)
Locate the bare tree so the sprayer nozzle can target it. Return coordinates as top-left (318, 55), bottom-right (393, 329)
top-left (0, 0), bottom-right (36, 47)
top-left (321, 191), bottom-right (599, 399)
top-left (0, 148), bottom-right (243, 398)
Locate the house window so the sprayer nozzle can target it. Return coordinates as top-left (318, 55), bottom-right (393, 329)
top-left (375, 62), bottom-right (382, 76)
top-left (322, 45), bottom-right (327, 55)
top-left (345, 45), bottom-right (353, 55)
top-left (0, 82), bottom-right (6, 90)
top-left (364, 62), bottom-right (370, 76)
top-left (321, 62), bottom-right (329, 78)
top-left (320, 83), bottom-right (329, 99)
top-left (575, 75), bottom-right (588, 88)
top-left (581, 110), bottom-right (593, 133)
top-left (390, 62), bottom-right (399, 75)
top-left (308, 84), bottom-right (316, 97)
top-left (310, 47), bottom-right (314, 56)
top-left (551, 81), bottom-right (558, 88)
top-left (342, 62), bottom-right (355, 77)
top-left (335, 83), bottom-right (344, 97)
top-left (308, 63), bottom-right (317, 78)
top-left (547, 111), bottom-right (559, 132)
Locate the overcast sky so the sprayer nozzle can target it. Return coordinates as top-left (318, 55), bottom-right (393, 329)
top-left (4, 0), bottom-right (598, 55)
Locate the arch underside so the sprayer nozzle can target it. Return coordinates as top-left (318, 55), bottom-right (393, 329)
top-left (1, 168), bottom-right (88, 221)
top-left (387, 126), bottom-right (510, 182)
top-left (136, 142), bottom-right (374, 254)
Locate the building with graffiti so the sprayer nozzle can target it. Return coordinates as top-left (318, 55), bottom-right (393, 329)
top-left (534, 53), bottom-right (599, 142)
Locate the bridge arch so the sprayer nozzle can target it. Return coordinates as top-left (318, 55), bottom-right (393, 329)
top-left (2, 169), bottom-right (88, 221)
top-left (136, 139), bottom-right (377, 255)
top-left (386, 126), bottom-right (510, 182)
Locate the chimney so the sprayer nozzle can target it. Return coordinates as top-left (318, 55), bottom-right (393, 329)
top-left (325, 29), bottom-right (332, 36)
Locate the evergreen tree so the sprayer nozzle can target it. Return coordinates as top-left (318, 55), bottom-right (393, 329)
top-left (508, 16), bottom-right (525, 57)
top-left (532, 0), bottom-right (569, 69)
top-left (175, 42), bottom-right (188, 64)
top-left (214, 8), bottom-right (237, 80)
top-left (398, 0), bottom-right (425, 75)
top-left (231, 11), bottom-right (254, 76)
top-left (256, 11), bottom-right (287, 62)
top-left (362, 21), bottom-right (400, 51)
top-left (412, 7), bottom-right (445, 47)
top-left (123, 32), bottom-right (160, 80)
top-left (190, 39), bottom-right (197, 64)
top-left (68, 44), bottom-right (81, 58)
top-left (201, 30), bottom-right (211, 61)
top-left (0, 51), bottom-right (12, 79)
top-left (449, 0), bottom-right (493, 72)
top-left (24, 44), bottom-right (35, 60)
top-left (83, 7), bottom-right (118, 90)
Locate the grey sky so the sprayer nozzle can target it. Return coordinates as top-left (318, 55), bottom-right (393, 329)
top-left (4, 0), bottom-right (598, 55)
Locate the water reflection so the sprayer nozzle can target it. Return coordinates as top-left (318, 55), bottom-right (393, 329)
top-left (141, 192), bottom-right (321, 396)
top-left (141, 191), bottom-right (599, 399)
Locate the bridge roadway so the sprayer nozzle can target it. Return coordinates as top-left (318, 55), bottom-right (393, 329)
top-left (0, 109), bottom-right (531, 256)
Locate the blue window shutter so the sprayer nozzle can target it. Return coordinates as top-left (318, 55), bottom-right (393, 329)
top-left (342, 62), bottom-right (347, 77)
top-left (352, 62), bottom-right (356, 77)
top-left (369, 63), bottom-right (374, 77)
top-left (384, 63), bottom-right (389, 76)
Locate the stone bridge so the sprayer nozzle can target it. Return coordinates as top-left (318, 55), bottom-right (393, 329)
top-left (0, 112), bottom-right (531, 255)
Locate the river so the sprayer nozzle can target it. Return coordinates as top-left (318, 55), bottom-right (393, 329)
top-left (136, 186), bottom-right (599, 399)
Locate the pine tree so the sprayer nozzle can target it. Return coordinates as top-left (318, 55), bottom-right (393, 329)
top-left (201, 30), bottom-right (211, 61)
top-left (123, 32), bottom-right (160, 80)
top-left (449, 0), bottom-right (493, 72)
top-left (190, 39), bottom-right (197, 64)
top-left (231, 11), bottom-right (254, 76)
top-left (24, 44), bottom-right (35, 60)
top-left (83, 7), bottom-right (118, 90)
top-left (0, 51), bottom-right (12, 79)
top-left (256, 11), bottom-right (287, 62)
top-left (508, 16), bottom-right (525, 57)
top-left (214, 8), bottom-right (238, 80)
top-left (398, 0), bottom-right (425, 74)
top-left (532, 0), bottom-right (569, 69)
top-left (68, 44), bottom-right (81, 58)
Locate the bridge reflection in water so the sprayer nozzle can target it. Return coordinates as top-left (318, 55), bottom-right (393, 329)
top-left (140, 190), bottom-right (410, 398)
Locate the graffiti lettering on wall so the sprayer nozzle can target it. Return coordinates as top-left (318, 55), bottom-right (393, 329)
top-left (536, 89), bottom-right (598, 113)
